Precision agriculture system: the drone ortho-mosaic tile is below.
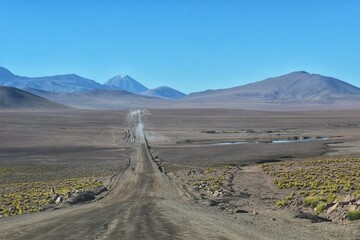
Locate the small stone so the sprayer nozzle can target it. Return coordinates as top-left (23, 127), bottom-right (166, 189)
top-left (52, 194), bottom-right (59, 201)
top-left (253, 211), bottom-right (259, 215)
top-left (235, 209), bottom-right (248, 213)
top-left (338, 195), bottom-right (355, 204)
top-left (327, 203), bottom-right (339, 215)
top-left (55, 196), bottom-right (63, 204)
top-left (50, 187), bottom-right (56, 197)
top-left (213, 190), bottom-right (220, 197)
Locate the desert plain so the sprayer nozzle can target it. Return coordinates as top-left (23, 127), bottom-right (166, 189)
top-left (0, 109), bottom-right (359, 239)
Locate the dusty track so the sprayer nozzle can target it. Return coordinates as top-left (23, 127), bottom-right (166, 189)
top-left (0, 110), bottom-right (358, 240)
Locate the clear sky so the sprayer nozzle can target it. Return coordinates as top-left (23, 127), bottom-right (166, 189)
top-left (1, 0), bottom-right (360, 93)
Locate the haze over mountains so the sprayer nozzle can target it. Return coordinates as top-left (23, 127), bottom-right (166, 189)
top-left (142, 86), bottom-right (186, 99)
top-left (0, 66), bottom-right (184, 100)
top-left (1, 66), bottom-right (360, 110)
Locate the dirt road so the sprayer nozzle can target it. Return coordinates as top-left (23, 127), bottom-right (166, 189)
top-left (0, 110), bottom-right (358, 240)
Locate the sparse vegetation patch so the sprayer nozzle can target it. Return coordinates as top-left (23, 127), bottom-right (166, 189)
top-left (261, 157), bottom-right (360, 221)
top-left (0, 163), bottom-right (124, 217)
top-left (183, 165), bottom-right (239, 197)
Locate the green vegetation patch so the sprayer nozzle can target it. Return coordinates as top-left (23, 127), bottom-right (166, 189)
top-left (348, 210), bottom-right (360, 221)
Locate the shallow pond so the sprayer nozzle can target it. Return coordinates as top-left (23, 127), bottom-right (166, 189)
top-left (209, 137), bottom-right (329, 146)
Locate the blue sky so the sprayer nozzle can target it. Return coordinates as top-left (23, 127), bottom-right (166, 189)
top-left (1, 1), bottom-right (359, 93)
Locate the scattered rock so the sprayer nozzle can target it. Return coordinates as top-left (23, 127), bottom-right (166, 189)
top-left (337, 195), bottom-right (355, 205)
top-left (327, 203), bottom-right (339, 215)
top-left (207, 199), bottom-right (227, 207)
top-left (253, 211), bottom-right (259, 215)
top-left (65, 192), bottom-right (72, 199)
top-left (52, 194), bottom-right (60, 202)
top-left (55, 196), bottom-right (63, 204)
top-left (66, 191), bottom-right (95, 204)
top-left (235, 209), bottom-right (248, 214)
top-left (50, 187), bottom-right (56, 197)
top-left (213, 190), bottom-right (221, 197)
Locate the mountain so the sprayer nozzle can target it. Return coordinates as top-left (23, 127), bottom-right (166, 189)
top-left (2, 66), bottom-right (360, 110)
top-left (4, 74), bottom-right (105, 93)
top-left (26, 89), bottom-right (170, 110)
top-left (0, 67), bottom-right (182, 99)
top-left (104, 75), bottom-right (148, 94)
top-left (0, 66), bottom-right (21, 84)
top-left (141, 86), bottom-right (186, 99)
top-left (0, 87), bottom-right (68, 109)
top-left (186, 71), bottom-right (360, 103)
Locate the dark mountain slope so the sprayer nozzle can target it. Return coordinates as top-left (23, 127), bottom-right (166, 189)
top-left (0, 87), bottom-right (68, 109)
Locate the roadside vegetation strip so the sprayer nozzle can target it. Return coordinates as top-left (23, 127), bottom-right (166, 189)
top-left (260, 157), bottom-right (360, 220)
top-left (0, 163), bottom-right (124, 218)
top-left (0, 177), bottom-right (103, 217)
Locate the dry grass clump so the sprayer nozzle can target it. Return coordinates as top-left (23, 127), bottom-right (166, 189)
top-left (304, 196), bottom-right (321, 208)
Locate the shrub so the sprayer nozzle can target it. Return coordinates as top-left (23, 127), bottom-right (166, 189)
top-left (316, 202), bottom-right (326, 214)
top-left (326, 194), bottom-right (336, 203)
top-left (347, 210), bottom-right (360, 221)
top-left (276, 199), bottom-right (288, 207)
top-left (304, 196), bottom-right (320, 208)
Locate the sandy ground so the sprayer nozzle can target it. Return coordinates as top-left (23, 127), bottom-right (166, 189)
top-left (0, 109), bottom-right (359, 239)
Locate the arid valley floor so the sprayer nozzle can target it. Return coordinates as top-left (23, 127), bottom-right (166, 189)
top-left (0, 109), bottom-right (359, 239)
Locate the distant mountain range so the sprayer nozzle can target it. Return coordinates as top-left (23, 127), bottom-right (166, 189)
top-left (0, 66), bottom-right (185, 99)
top-left (1, 66), bottom-right (360, 110)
